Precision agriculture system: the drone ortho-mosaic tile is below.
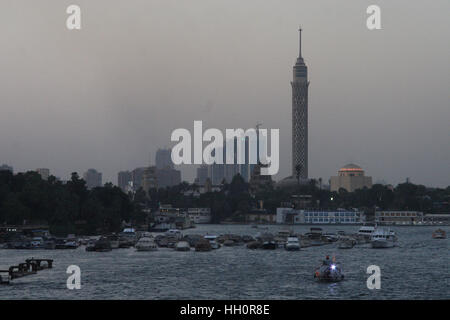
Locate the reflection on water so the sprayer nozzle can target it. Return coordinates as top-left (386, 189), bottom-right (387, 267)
top-left (0, 225), bottom-right (448, 300)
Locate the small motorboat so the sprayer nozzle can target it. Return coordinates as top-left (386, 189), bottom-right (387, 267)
top-left (204, 235), bottom-right (221, 249)
top-left (30, 237), bottom-right (44, 249)
top-left (175, 241), bottom-right (190, 251)
top-left (93, 236), bottom-right (112, 252)
top-left (432, 229), bottom-right (446, 239)
top-left (246, 241), bottom-right (261, 249)
top-left (261, 241), bottom-right (277, 250)
top-left (285, 237), bottom-right (300, 251)
top-left (314, 258), bottom-right (344, 282)
top-left (85, 239), bottom-right (96, 252)
top-left (195, 239), bottom-right (212, 252)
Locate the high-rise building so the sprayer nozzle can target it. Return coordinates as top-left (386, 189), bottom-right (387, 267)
top-left (36, 168), bottom-right (50, 180)
top-left (156, 167), bottom-right (181, 188)
top-left (0, 164), bottom-right (13, 173)
top-left (118, 170), bottom-right (132, 192)
top-left (83, 169), bottom-right (102, 190)
top-left (155, 148), bottom-right (173, 169)
top-left (291, 28), bottom-right (309, 179)
top-left (142, 166), bottom-right (157, 194)
top-left (131, 167), bottom-right (146, 191)
top-left (196, 165), bottom-right (209, 185)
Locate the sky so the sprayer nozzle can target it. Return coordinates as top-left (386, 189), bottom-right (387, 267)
top-left (0, 0), bottom-right (449, 187)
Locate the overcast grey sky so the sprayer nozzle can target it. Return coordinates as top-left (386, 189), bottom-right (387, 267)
top-left (0, 0), bottom-right (449, 187)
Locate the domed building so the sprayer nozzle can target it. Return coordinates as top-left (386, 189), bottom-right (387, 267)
top-left (330, 164), bottom-right (372, 192)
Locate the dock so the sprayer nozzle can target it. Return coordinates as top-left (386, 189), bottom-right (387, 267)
top-left (0, 258), bottom-right (53, 284)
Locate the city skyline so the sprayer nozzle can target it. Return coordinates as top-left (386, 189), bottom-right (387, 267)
top-left (0, 1), bottom-right (449, 187)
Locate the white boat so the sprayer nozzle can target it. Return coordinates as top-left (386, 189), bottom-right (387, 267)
top-left (357, 223), bottom-right (377, 241)
top-left (135, 236), bottom-right (158, 251)
top-left (371, 228), bottom-right (397, 248)
top-left (204, 235), bottom-right (220, 249)
top-left (175, 241), bottom-right (190, 251)
top-left (165, 229), bottom-right (182, 240)
top-left (30, 237), bottom-right (44, 248)
top-left (285, 237), bottom-right (300, 251)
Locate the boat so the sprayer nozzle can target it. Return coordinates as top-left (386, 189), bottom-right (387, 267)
top-left (165, 229), bottom-right (182, 240)
top-left (432, 229), bottom-right (446, 239)
top-left (30, 237), bottom-right (44, 249)
top-left (323, 233), bottom-right (339, 242)
top-left (204, 235), bottom-right (220, 249)
top-left (357, 223), bottom-right (377, 241)
top-left (337, 237), bottom-right (356, 249)
top-left (149, 222), bottom-right (175, 232)
top-left (93, 236), bottom-right (112, 252)
top-left (135, 236), bottom-right (158, 251)
top-left (261, 240), bottom-right (277, 250)
top-left (107, 234), bottom-right (120, 249)
top-left (85, 239), bottom-right (96, 252)
top-left (54, 238), bottom-right (67, 249)
top-left (118, 228), bottom-right (137, 247)
top-left (314, 259), bottom-right (344, 282)
top-left (371, 228), bottom-right (397, 248)
top-left (285, 237), bottom-right (300, 251)
top-left (64, 238), bottom-right (79, 249)
top-left (43, 237), bottom-right (56, 250)
top-left (304, 228), bottom-right (324, 246)
top-left (195, 239), bottom-right (212, 252)
top-left (175, 241), bottom-right (190, 251)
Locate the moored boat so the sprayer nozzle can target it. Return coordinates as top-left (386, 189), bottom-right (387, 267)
top-left (432, 229), bottom-right (446, 239)
top-left (135, 236), bottom-right (158, 252)
top-left (93, 236), bottom-right (112, 252)
top-left (175, 241), bottom-right (190, 251)
top-left (204, 235), bottom-right (220, 249)
top-left (285, 236), bottom-right (300, 251)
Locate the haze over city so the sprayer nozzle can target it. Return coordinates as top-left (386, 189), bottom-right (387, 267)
top-left (0, 0), bottom-right (449, 187)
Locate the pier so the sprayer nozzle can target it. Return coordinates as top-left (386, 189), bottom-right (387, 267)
top-left (0, 258), bottom-right (53, 284)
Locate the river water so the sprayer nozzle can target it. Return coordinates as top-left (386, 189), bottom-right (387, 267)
top-left (1, 225), bottom-right (448, 300)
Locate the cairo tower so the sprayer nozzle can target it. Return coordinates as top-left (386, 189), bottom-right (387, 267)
top-left (291, 28), bottom-right (309, 179)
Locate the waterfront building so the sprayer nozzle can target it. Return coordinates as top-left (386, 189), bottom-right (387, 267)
top-left (375, 211), bottom-right (424, 225)
top-left (276, 208), bottom-right (362, 224)
top-left (155, 148), bottom-right (174, 169)
top-left (187, 208), bottom-right (212, 224)
top-left (0, 164), bottom-right (13, 173)
top-left (244, 209), bottom-right (276, 224)
top-left (83, 169), bottom-right (102, 189)
top-left (36, 168), bottom-right (50, 180)
top-left (330, 164), bottom-right (372, 192)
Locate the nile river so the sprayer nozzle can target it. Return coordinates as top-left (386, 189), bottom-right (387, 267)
top-left (1, 225), bottom-right (448, 299)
